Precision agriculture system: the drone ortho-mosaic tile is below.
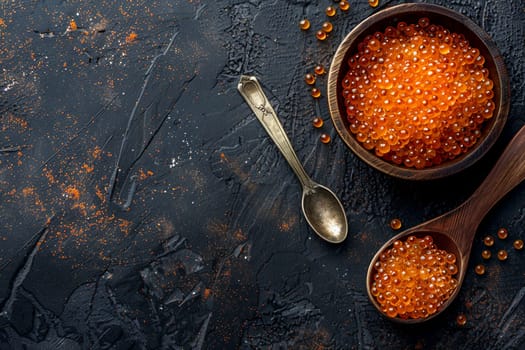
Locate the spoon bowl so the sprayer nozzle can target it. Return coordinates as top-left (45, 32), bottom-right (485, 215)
top-left (303, 184), bottom-right (348, 243)
top-left (367, 229), bottom-right (465, 324)
top-left (238, 75), bottom-right (348, 244)
top-left (367, 125), bottom-right (525, 323)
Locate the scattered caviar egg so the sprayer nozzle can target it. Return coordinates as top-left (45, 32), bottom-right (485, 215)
top-left (305, 73), bottom-right (316, 85)
top-left (483, 236), bottom-right (495, 247)
top-left (314, 64), bottom-right (326, 75)
top-left (311, 87), bottom-right (321, 98)
top-left (389, 218), bottom-right (402, 230)
top-left (320, 133), bottom-right (331, 144)
top-left (339, 0), bottom-right (350, 11)
top-left (299, 19), bottom-right (310, 31)
top-left (326, 6), bottom-right (337, 17)
top-left (341, 18), bottom-right (495, 169)
top-left (474, 264), bottom-right (485, 275)
top-left (513, 239), bottom-right (524, 250)
top-left (497, 228), bottom-right (508, 239)
top-left (371, 235), bottom-right (458, 319)
top-left (368, 0), bottom-right (379, 8)
top-left (481, 249), bottom-right (491, 260)
top-left (312, 117), bottom-right (324, 128)
top-left (316, 30), bottom-right (327, 41)
top-left (456, 313), bottom-right (467, 326)
top-left (322, 21), bottom-right (333, 33)
top-left (497, 249), bottom-right (508, 261)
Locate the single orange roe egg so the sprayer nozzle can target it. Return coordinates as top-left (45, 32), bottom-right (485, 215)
top-left (311, 87), bottom-right (321, 98)
top-left (341, 18), bottom-right (495, 169)
top-left (339, 0), bottom-right (350, 11)
top-left (320, 133), bottom-right (331, 144)
top-left (316, 30), bottom-right (327, 41)
top-left (497, 249), bottom-right (508, 261)
top-left (514, 239), bottom-right (524, 250)
top-left (389, 218), bottom-right (402, 230)
top-left (484, 236), bottom-right (495, 247)
top-left (322, 21), bottom-right (333, 33)
top-left (456, 313), bottom-right (467, 326)
top-left (326, 6), bottom-right (337, 17)
top-left (474, 264), bottom-right (485, 275)
top-left (371, 235), bottom-right (458, 320)
top-left (497, 228), bottom-right (508, 239)
top-left (368, 38), bottom-right (381, 51)
top-left (418, 17), bottom-right (430, 28)
top-left (305, 73), bottom-right (316, 85)
top-left (299, 19), bottom-right (310, 31)
top-left (312, 117), bottom-right (324, 128)
top-left (314, 64), bottom-right (326, 75)
top-left (368, 0), bottom-right (379, 8)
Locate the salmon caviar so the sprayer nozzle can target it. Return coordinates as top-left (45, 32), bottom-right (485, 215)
top-left (305, 73), bottom-right (316, 85)
top-left (299, 19), bottom-right (310, 31)
top-left (326, 6), bottom-right (336, 17)
top-left (311, 87), bottom-right (321, 98)
top-left (371, 235), bottom-right (458, 319)
top-left (320, 133), bottom-right (331, 144)
top-left (368, 0), bottom-right (379, 8)
top-left (474, 264), bottom-right (485, 275)
top-left (314, 64), bottom-right (326, 75)
top-left (514, 239), bottom-right (524, 250)
top-left (497, 228), bottom-right (508, 239)
top-left (322, 22), bottom-right (333, 33)
top-left (339, 0), bottom-right (350, 11)
top-left (312, 117), bottom-right (324, 128)
top-left (483, 235), bottom-right (495, 247)
top-left (418, 17), bottom-right (430, 28)
top-left (497, 249), bottom-right (508, 261)
top-left (481, 249), bottom-right (491, 260)
top-left (342, 18), bottom-right (495, 169)
top-left (456, 313), bottom-right (467, 326)
top-left (316, 30), bottom-right (327, 41)
top-left (390, 218), bottom-right (402, 230)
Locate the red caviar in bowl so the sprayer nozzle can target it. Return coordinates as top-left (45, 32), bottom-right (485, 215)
top-left (342, 18), bottom-right (495, 169)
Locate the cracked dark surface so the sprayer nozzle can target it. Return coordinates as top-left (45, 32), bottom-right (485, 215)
top-left (0, 0), bottom-right (524, 349)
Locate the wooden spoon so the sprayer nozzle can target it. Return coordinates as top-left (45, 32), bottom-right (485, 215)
top-left (366, 125), bottom-right (525, 323)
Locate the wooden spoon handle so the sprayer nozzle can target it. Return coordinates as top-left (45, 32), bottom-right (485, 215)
top-left (463, 125), bottom-right (525, 224)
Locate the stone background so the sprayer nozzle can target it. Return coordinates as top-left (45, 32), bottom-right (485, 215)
top-left (0, 0), bottom-right (523, 348)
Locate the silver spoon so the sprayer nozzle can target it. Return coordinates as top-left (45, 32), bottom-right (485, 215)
top-left (237, 75), bottom-right (348, 243)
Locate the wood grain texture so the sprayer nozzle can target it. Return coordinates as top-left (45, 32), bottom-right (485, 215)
top-left (367, 125), bottom-right (525, 324)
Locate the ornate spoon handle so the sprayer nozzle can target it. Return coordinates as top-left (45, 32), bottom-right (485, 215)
top-left (237, 75), bottom-right (314, 189)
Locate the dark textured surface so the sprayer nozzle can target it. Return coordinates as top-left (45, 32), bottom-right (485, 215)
top-left (0, 0), bottom-right (524, 349)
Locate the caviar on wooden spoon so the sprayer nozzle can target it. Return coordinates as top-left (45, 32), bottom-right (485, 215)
top-left (367, 125), bottom-right (525, 323)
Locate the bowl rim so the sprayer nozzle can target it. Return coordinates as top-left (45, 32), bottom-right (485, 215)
top-left (327, 3), bottom-right (510, 180)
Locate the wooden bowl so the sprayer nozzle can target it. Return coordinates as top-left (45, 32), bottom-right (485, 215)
top-left (327, 3), bottom-right (510, 180)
